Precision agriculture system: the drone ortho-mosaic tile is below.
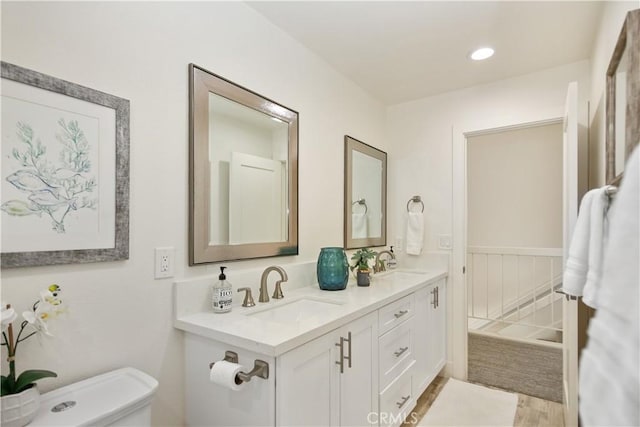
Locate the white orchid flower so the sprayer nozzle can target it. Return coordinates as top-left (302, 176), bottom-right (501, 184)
top-left (22, 305), bottom-right (54, 337)
top-left (1, 304), bottom-right (17, 331)
top-left (40, 289), bottom-right (62, 306)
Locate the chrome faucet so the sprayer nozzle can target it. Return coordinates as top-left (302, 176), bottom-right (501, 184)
top-left (374, 250), bottom-right (396, 273)
top-left (259, 266), bottom-right (288, 303)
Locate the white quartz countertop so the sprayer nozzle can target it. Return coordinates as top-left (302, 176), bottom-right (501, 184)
top-left (174, 269), bottom-right (447, 357)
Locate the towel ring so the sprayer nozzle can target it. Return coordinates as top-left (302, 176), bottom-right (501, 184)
top-left (406, 196), bottom-right (424, 213)
top-left (352, 199), bottom-right (368, 214)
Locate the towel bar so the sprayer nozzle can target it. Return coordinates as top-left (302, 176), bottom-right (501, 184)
top-left (352, 198), bottom-right (368, 214)
top-left (406, 195), bottom-right (424, 213)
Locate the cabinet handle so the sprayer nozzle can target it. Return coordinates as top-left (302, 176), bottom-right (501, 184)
top-left (335, 337), bottom-right (345, 374)
top-left (394, 309), bottom-right (409, 319)
top-left (394, 346), bottom-right (409, 357)
top-left (436, 286), bottom-right (440, 308)
top-left (396, 395), bottom-right (411, 409)
top-left (345, 332), bottom-right (352, 369)
top-left (335, 332), bottom-right (352, 373)
top-left (431, 288), bottom-right (436, 308)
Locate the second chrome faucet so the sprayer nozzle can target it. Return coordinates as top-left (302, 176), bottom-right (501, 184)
top-left (259, 266), bottom-right (288, 303)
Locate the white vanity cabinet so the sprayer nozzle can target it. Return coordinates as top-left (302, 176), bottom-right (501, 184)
top-left (178, 270), bottom-right (448, 427)
top-left (412, 279), bottom-right (446, 398)
top-left (276, 311), bottom-right (379, 426)
top-left (377, 293), bottom-right (416, 427)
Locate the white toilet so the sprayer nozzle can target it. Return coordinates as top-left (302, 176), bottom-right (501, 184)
top-left (29, 367), bottom-right (158, 426)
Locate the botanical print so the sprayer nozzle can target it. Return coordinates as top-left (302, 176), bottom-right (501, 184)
top-left (1, 77), bottom-right (116, 254)
top-left (2, 119), bottom-right (98, 233)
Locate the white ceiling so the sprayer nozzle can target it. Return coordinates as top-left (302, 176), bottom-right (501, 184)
top-left (247, 1), bottom-right (604, 105)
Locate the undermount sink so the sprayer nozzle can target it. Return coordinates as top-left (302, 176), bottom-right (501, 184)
top-left (246, 298), bottom-right (343, 323)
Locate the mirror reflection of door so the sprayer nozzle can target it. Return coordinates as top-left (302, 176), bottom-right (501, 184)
top-left (229, 152), bottom-right (285, 244)
top-left (208, 92), bottom-right (289, 246)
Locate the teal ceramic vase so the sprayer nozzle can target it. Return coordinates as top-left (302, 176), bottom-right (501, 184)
top-left (317, 247), bottom-right (349, 291)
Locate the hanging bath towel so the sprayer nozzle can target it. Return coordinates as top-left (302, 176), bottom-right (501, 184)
top-left (406, 212), bottom-right (424, 255)
top-left (352, 213), bottom-right (368, 239)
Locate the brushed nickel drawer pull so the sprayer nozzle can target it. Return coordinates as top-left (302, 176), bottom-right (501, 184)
top-left (335, 337), bottom-right (345, 374)
top-left (345, 332), bottom-right (352, 369)
top-left (394, 309), bottom-right (409, 319)
top-left (394, 346), bottom-right (409, 357)
top-left (396, 395), bottom-right (411, 408)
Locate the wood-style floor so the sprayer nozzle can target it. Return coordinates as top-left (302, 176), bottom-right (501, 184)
top-left (401, 376), bottom-right (565, 427)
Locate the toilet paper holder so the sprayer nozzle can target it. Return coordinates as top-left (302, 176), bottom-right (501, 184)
top-left (209, 351), bottom-right (269, 382)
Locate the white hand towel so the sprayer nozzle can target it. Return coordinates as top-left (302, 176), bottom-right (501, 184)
top-left (582, 187), bottom-right (609, 308)
top-left (352, 213), bottom-right (368, 239)
top-left (562, 189), bottom-right (596, 297)
top-left (579, 146), bottom-right (639, 427)
top-left (406, 212), bottom-right (424, 255)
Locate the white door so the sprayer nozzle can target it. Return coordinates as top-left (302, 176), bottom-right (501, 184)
top-left (562, 81), bottom-right (579, 427)
top-left (229, 152), bottom-right (285, 244)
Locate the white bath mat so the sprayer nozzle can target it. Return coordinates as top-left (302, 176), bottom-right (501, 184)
top-left (419, 378), bottom-right (517, 426)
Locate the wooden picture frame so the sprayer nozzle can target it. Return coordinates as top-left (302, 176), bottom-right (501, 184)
top-left (606, 9), bottom-right (639, 185)
top-left (1, 62), bottom-right (130, 268)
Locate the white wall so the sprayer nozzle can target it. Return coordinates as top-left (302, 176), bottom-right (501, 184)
top-left (0, 2), bottom-right (386, 425)
top-left (467, 123), bottom-right (563, 249)
top-left (588, 2), bottom-right (637, 188)
top-left (388, 60), bottom-right (589, 254)
top-left (387, 60), bottom-right (590, 378)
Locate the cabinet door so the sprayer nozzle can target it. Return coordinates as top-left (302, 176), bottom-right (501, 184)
top-left (411, 284), bottom-right (434, 397)
top-left (277, 331), bottom-right (340, 426)
top-left (338, 311), bottom-right (379, 427)
top-left (431, 281), bottom-right (446, 373)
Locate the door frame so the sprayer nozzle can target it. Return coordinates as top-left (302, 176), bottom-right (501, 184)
top-left (450, 116), bottom-right (564, 380)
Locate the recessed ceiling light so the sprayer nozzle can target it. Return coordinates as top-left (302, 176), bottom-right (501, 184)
top-left (470, 47), bottom-right (495, 61)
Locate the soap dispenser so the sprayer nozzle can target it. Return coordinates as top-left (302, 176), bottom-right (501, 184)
top-left (212, 266), bottom-right (233, 313)
top-left (387, 246), bottom-right (398, 269)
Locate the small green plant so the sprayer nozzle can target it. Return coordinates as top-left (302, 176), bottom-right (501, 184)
top-left (350, 248), bottom-right (376, 272)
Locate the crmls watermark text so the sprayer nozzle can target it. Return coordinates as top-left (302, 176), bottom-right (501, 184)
top-left (367, 412), bottom-right (419, 425)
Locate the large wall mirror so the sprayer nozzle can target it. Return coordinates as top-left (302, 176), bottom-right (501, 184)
top-left (606, 9), bottom-right (639, 185)
top-left (189, 64), bottom-right (298, 264)
top-left (344, 135), bottom-right (387, 249)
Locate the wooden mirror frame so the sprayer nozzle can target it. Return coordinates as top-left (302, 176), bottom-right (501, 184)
top-left (189, 64), bottom-right (299, 265)
top-left (606, 9), bottom-right (639, 185)
top-left (344, 135), bottom-right (387, 249)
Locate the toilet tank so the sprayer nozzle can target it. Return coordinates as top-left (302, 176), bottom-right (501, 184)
top-left (29, 367), bottom-right (158, 427)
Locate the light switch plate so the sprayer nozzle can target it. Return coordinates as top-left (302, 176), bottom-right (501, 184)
top-left (438, 235), bottom-right (452, 250)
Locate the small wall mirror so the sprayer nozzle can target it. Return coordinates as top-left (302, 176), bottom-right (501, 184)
top-left (606, 9), bottom-right (639, 185)
top-left (344, 135), bottom-right (387, 249)
top-left (189, 64), bottom-right (298, 264)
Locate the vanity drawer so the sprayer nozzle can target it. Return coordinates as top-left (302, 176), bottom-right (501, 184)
top-left (379, 318), bottom-right (414, 390)
top-left (379, 294), bottom-right (414, 336)
top-left (379, 365), bottom-right (415, 427)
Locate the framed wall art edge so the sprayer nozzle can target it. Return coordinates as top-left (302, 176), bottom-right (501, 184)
top-left (0, 61), bottom-right (130, 268)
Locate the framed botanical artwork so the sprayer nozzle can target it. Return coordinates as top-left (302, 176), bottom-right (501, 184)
top-left (1, 62), bottom-right (130, 268)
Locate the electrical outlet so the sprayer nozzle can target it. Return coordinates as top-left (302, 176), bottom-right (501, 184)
top-left (395, 236), bottom-right (404, 252)
top-left (155, 247), bottom-right (175, 279)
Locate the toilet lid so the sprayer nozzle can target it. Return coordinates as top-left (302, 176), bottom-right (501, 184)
top-left (29, 367), bottom-right (158, 426)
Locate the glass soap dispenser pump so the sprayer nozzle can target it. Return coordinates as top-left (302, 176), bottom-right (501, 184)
top-left (212, 266), bottom-right (233, 313)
